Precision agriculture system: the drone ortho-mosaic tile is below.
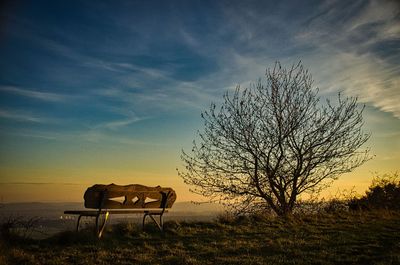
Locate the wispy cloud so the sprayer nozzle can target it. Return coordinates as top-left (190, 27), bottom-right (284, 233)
top-left (0, 85), bottom-right (70, 102)
top-left (0, 109), bottom-right (56, 123)
top-left (1, 126), bottom-right (171, 147)
top-left (91, 111), bottom-right (147, 131)
top-left (291, 0), bottom-right (400, 118)
top-left (79, 129), bottom-right (171, 147)
top-left (98, 117), bottom-right (142, 130)
top-left (205, 0), bottom-right (400, 119)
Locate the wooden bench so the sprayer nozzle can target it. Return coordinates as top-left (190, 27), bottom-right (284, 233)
top-left (64, 184), bottom-right (176, 238)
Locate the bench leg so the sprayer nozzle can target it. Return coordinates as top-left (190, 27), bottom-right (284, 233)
top-left (95, 212), bottom-right (109, 238)
top-left (143, 212), bottom-right (164, 231)
top-left (160, 214), bottom-right (164, 231)
top-left (142, 213), bottom-right (148, 231)
top-left (76, 215), bottom-right (83, 232)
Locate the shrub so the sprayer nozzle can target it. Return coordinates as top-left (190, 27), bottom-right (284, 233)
top-left (0, 216), bottom-right (41, 242)
top-left (349, 172), bottom-right (400, 211)
top-left (216, 211), bottom-right (237, 225)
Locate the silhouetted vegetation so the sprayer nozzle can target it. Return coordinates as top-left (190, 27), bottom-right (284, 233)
top-left (0, 215), bottom-right (42, 242)
top-left (180, 62), bottom-right (370, 216)
top-left (349, 173), bottom-right (400, 211)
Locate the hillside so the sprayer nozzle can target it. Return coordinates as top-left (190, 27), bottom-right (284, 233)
top-left (1, 211), bottom-right (399, 265)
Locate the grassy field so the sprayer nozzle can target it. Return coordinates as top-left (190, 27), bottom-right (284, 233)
top-left (1, 211), bottom-right (399, 265)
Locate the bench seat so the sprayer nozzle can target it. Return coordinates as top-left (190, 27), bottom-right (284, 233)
top-left (64, 209), bottom-right (168, 215)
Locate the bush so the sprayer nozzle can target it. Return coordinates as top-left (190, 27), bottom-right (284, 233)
top-left (0, 216), bottom-right (41, 242)
top-left (216, 211), bottom-right (237, 225)
top-left (349, 172), bottom-right (400, 211)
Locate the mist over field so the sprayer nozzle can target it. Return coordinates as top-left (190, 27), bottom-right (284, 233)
top-left (0, 201), bottom-right (225, 237)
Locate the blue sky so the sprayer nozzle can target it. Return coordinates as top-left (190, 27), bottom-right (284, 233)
top-left (0, 0), bottom-right (399, 202)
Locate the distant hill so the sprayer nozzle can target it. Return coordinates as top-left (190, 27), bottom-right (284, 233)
top-left (0, 201), bottom-right (225, 220)
top-left (171, 201), bottom-right (226, 214)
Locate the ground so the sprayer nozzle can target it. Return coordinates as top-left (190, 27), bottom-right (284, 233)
top-left (1, 211), bottom-right (400, 265)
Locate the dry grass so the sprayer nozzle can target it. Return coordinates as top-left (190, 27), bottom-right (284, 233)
top-left (1, 211), bottom-right (399, 265)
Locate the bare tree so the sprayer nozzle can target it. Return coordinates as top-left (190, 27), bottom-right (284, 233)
top-left (179, 62), bottom-right (371, 216)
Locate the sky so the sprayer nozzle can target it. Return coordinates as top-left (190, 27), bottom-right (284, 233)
top-left (0, 0), bottom-right (399, 203)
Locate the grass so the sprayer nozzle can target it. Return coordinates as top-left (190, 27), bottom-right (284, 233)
top-left (1, 211), bottom-right (400, 265)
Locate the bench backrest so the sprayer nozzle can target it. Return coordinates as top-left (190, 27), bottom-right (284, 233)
top-left (83, 184), bottom-right (177, 210)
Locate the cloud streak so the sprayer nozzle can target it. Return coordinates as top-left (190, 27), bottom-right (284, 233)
top-left (0, 85), bottom-right (71, 102)
top-left (291, 0), bottom-right (400, 118)
top-left (208, 0), bottom-right (400, 119)
top-left (0, 109), bottom-right (56, 123)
